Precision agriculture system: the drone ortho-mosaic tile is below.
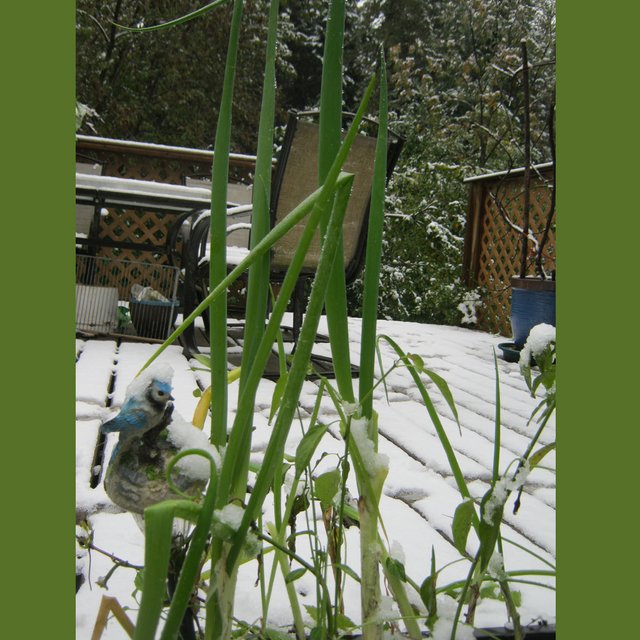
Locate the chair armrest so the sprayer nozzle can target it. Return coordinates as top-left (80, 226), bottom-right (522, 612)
top-left (227, 223), bottom-right (252, 234)
top-left (227, 204), bottom-right (253, 217)
top-left (181, 204), bottom-right (253, 272)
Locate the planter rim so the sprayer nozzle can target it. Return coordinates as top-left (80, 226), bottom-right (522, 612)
top-left (129, 298), bottom-right (180, 306)
top-left (510, 276), bottom-right (556, 293)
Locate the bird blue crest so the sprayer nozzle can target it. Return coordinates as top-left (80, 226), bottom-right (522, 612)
top-left (101, 369), bottom-right (174, 442)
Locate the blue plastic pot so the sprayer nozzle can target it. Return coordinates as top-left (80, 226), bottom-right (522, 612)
top-left (510, 277), bottom-right (556, 348)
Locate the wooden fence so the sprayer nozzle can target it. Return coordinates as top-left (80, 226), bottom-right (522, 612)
top-left (462, 163), bottom-right (555, 337)
top-left (77, 134), bottom-right (258, 184)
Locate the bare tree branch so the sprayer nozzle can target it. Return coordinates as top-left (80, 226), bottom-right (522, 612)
top-left (536, 90), bottom-right (556, 278)
top-left (77, 9), bottom-right (110, 44)
top-left (488, 187), bottom-right (541, 256)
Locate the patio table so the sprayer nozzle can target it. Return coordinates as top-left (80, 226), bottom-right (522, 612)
top-left (75, 172), bottom-right (251, 255)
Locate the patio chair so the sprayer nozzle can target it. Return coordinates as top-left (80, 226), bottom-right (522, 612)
top-left (179, 110), bottom-right (404, 378)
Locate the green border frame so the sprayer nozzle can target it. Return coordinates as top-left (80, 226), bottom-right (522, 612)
top-left (558, 1), bottom-right (636, 637)
top-left (2, 1), bottom-right (632, 637)
top-left (3, 3), bottom-right (75, 636)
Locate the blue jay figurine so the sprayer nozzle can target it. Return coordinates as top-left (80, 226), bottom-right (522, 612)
top-left (101, 373), bottom-right (174, 443)
top-left (100, 364), bottom-right (203, 640)
top-left (100, 365), bottom-right (205, 515)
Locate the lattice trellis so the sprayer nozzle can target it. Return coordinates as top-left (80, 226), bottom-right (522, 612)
top-left (96, 206), bottom-right (177, 265)
top-left (93, 154), bottom-right (192, 266)
top-left (77, 256), bottom-right (179, 301)
top-left (467, 170), bottom-right (555, 337)
top-left (76, 255), bottom-right (180, 339)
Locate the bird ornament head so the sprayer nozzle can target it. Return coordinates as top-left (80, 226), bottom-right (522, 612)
top-left (100, 363), bottom-right (174, 442)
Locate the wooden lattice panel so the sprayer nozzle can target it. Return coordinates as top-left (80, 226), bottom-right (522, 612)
top-left (95, 260), bottom-right (177, 300)
top-left (103, 153), bottom-right (185, 184)
top-left (76, 138), bottom-right (260, 323)
top-left (96, 206), bottom-right (173, 264)
top-left (473, 175), bottom-right (556, 337)
top-left (76, 255), bottom-right (179, 301)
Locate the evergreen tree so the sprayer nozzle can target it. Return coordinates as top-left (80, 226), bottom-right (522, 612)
top-left (346, 0), bottom-right (555, 325)
top-left (76, 0), bottom-right (294, 152)
top-left (277, 0), bottom-right (374, 112)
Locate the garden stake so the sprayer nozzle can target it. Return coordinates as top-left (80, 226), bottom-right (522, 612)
top-left (91, 595), bottom-right (135, 640)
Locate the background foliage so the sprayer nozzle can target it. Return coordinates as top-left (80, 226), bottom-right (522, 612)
top-left (76, 0), bottom-right (555, 327)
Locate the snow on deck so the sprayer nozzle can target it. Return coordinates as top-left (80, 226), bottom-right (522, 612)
top-left (75, 318), bottom-right (556, 638)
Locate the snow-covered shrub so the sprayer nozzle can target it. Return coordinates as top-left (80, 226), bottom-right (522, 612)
top-left (348, 160), bottom-right (480, 326)
top-left (520, 323), bottom-right (556, 415)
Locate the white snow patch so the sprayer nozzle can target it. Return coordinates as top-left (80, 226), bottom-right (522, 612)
top-left (457, 290), bottom-right (482, 325)
top-left (343, 401), bottom-right (359, 417)
top-left (350, 417), bottom-right (390, 477)
top-left (483, 461), bottom-right (530, 524)
top-left (520, 323), bottom-right (555, 369)
top-left (431, 618), bottom-right (476, 640)
top-left (126, 362), bottom-right (174, 399)
top-left (167, 413), bottom-right (221, 480)
top-left (373, 595), bottom-right (396, 622)
top-left (430, 595), bottom-right (476, 640)
top-left (283, 469), bottom-right (306, 499)
top-left (214, 503), bottom-right (245, 531)
top-left (488, 551), bottom-right (507, 580)
top-left (389, 540), bottom-right (406, 564)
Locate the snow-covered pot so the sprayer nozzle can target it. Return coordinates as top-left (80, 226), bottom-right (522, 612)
top-left (510, 277), bottom-right (556, 348)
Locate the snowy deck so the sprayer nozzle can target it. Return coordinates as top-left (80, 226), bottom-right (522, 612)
top-left (75, 318), bottom-right (556, 638)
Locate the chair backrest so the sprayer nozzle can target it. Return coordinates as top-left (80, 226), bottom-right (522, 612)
top-left (270, 112), bottom-right (403, 283)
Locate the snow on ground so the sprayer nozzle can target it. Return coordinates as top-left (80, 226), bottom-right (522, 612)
top-left (75, 317), bottom-right (556, 638)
